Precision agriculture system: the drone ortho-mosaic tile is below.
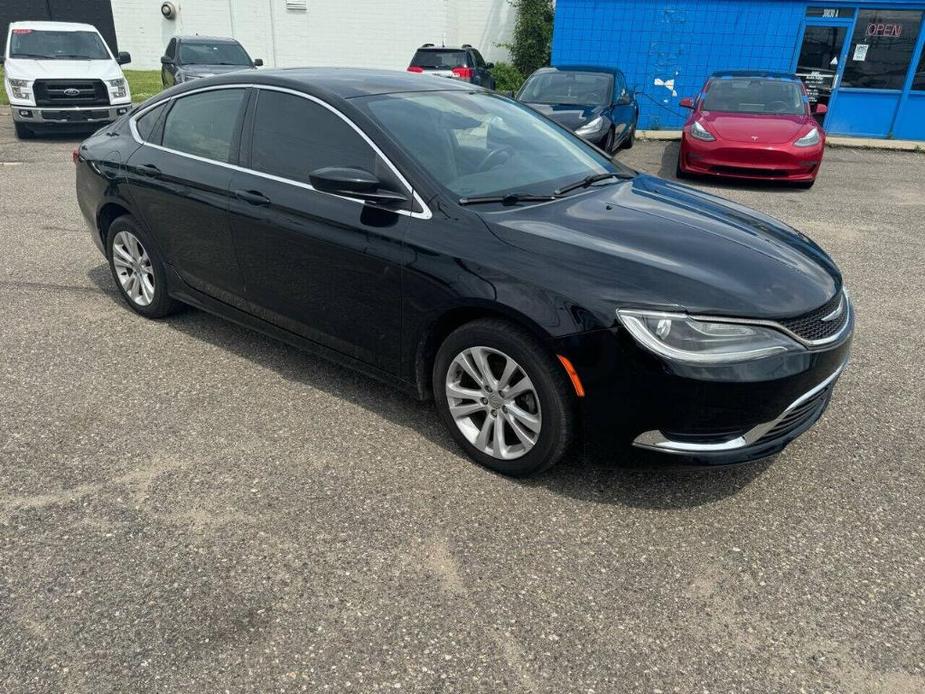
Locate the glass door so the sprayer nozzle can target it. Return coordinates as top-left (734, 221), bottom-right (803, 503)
top-left (796, 24), bottom-right (849, 123)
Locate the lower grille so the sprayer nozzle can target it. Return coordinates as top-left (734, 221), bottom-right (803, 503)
top-left (711, 165), bottom-right (794, 178)
top-left (34, 80), bottom-right (109, 108)
top-left (41, 110), bottom-right (111, 122)
top-left (756, 386), bottom-right (832, 444)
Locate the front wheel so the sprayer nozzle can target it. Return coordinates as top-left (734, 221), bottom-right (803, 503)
top-left (14, 122), bottom-right (33, 139)
top-left (621, 123), bottom-right (636, 149)
top-left (433, 319), bottom-right (577, 476)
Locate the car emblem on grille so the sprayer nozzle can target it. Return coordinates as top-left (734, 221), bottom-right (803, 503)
top-left (64, 88), bottom-right (81, 96)
top-left (751, 135), bottom-right (759, 141)
top-left (821, 296), bottom-right (845, 322)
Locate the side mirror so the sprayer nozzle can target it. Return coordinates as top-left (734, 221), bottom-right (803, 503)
top-left (160, 56), bottom-right (172, 65)
top-left (486, 62), bottom-right (495, 70)
top-left (117, 51), bottom-right (132, 65)
top-left (309, 167), bottom-right (409, 205)
top-left (615, 91), bottom-right (632, 106)
top-left (679, 97), bottom-right (694, 109)
top-left (254, 58), bottom-right (264, 67)
top-left (814, 103), bottom-right (828, 115)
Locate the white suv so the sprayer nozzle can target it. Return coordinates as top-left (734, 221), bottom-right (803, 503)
top-left (2, 21), bottom-right (132, 139)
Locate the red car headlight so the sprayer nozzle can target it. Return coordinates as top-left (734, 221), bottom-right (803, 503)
top-left (689, 120), bottom-right (715, 142)
top-left (794, 127), bottom-right (821, 148)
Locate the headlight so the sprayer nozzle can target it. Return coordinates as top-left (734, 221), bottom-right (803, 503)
top-left (107, 78), bottom-right (127, 99)
top-left (617, 310), bottom-right (803, 364)
top-left (576, 116), bottom-right (606, 136)
top-left (794, 127), bottom-right (820, 148)
top-left (689, 120), bottom-right (715, 142)
top-left (6, 78), bottom-right (32, 101)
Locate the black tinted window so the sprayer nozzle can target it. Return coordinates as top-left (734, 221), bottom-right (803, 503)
top-left (411, 50), bottom-right (468, 68)
top-left (842, 9), bottom-right (923, 90)
top-left (251, 90), bottom-right (393, 187)
top-left (162, 89), bottom-right (246, 162)
top-left (165, 39), bottom-right (176, 59)
top-left (135, 103), bottom-right (167, 142)
top-left (915, 46), bottom-right (925, 90)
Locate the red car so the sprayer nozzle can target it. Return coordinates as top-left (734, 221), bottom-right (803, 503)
top-left (677, 71), bottom-right (827, 188)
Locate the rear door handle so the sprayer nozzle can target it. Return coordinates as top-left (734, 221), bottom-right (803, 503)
top-left (234, 189), bottom-right (271, 207)
top-left (138, 163), bottom-right (161, 177)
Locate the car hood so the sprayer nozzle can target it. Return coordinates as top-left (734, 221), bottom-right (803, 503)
top-left (701, 111), bottom-right (811, 144)
top-left (179, 64), bottom-right (255, 77)
top-left (522, 103), bottom-right (606, 131)
top-left (478, 175), bottom-right (840, 322)
top-left (3, 58), bottom-right (123, 81)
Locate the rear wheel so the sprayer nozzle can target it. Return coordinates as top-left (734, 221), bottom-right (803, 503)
top-left (106, 215), bottom-right (182, 318)
top-left (433, 319), bottom-right (576, 477)
top-left (14, 122), bottom-right (33, 139)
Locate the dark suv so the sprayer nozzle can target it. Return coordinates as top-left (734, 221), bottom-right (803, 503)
top-left (407, 44), bottom-right (495, 89)
top-left (160, 36), bottom-right (262, 87)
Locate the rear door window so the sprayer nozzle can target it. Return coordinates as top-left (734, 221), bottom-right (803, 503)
top-left (162, 88), bottom-right (247, 162)
top-left (411, 50), bottom-right (468, 68)
top-left (135, 102), bottom-right (168, 143)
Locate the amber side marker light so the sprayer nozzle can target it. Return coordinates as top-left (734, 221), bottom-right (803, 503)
top-left (557, 355), bottom-right (586, 398)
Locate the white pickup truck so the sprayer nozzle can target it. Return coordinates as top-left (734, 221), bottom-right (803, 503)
top-left (2, 21), bottom-right (133, 139)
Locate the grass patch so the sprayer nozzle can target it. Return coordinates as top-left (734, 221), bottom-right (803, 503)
top-left (0, 67), bottom-right (161, 106)
top-left (124, 70), bottom-right (163, 103)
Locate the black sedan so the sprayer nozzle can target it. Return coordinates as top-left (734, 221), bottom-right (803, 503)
top-left (75, 69), bottom-right (852, 477)
top-left (517, 65), bottom-right (639, 153)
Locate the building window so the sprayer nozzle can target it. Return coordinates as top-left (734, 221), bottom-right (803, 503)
top-left (842, 9), bottom-right (923, 90)
top-left (913, 47), bottom-right (925, 91)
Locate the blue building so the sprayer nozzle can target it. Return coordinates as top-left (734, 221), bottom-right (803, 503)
top-left (552, 1), bottom-right (925, 139)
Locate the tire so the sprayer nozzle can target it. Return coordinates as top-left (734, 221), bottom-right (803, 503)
top-left (14, 122), bottom-right (33, 139)
top-left (433, 318), bottom-right (577, 477)
top-left (621, 123), bottom-right (636, 149)
top-left (106, 215), bottom-right (183, 319)
top-left (601, 128), bottom-right (615, 154)
top-left (675, 154), bottom-right (690, 180)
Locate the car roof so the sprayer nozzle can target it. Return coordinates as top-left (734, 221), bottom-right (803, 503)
top-left (540, 65), bottom-right (623, 77)
top-left (9, 20), bottom-right (99, 33)
top-left (710, 70), bottom-right (799, 81)
top-left (416, 46), bottom-right (473, 51)
top-left (175, 35), bottom-right (242, 44)
top-left (171, 67), bottom-right (476, 101)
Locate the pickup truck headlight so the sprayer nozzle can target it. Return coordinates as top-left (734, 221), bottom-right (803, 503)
top-left (576, 116), bottom-right (606, 136)
top-left (689, 120), bottom-right (715, 142)
top-left (617, 309), bottom-right (803, 364)
top-left (6, 78), bottom-right (32, 101)
top-left (107, 78), bottom-right (128, 99)
top-left (794, 127), bottom-right (821, 148)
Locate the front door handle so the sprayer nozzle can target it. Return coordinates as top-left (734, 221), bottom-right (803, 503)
top-left (138, 163), bottom-right (161, 177)
top-left (234, 189), bottom-right (271, 207)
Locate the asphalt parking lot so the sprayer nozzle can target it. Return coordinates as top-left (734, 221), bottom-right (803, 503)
top-left (1, 110), bottom-right (923, 693)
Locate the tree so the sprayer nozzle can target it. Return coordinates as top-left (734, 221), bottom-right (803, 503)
top-left (508, 0), bottom-right (554, 77)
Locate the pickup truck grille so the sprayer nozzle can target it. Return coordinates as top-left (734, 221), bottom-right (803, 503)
top-left (33, 79), bottom-right (109, 107)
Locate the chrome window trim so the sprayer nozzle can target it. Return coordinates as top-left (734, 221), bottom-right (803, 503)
top-left (632, 359), bottom-right (847, 454)
top-left (618, 291), bottom-right (852, 351)
top-left (127, 83), bottom-right (432, 220)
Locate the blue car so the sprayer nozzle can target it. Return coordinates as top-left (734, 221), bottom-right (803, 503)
top-left (516, 65), bottom-right (639, 153)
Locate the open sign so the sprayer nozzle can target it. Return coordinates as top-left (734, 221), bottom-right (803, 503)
top-left (866, 23), bottom-right (903, 37)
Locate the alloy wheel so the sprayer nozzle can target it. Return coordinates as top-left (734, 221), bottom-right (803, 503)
top-left (112, 230), bottom-right (156, 307)
top-left (445, 346), bottom-right (542, 460)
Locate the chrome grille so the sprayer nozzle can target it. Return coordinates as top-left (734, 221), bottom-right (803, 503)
top-left (756, 386), bottom-right (832, 443)
top-left (779, 291), bottom-right (848, 342)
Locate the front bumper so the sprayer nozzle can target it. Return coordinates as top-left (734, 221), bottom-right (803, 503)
top-left (680, 133), bottom-right (823, 181)
top-left (554, 304), bottom-right (853, 466)
top-left (11, 104), bottom-right (130, 126)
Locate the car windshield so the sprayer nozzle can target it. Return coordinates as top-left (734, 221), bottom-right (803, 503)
top-left (179, 41), bottom-right (251, 65)
top-left (410, 50), bottom-right (468, 69)
top-left (701, 78), bottom-right (806, 115)
top-left (357, 90), bottom-right (631, 199)
top-left (8, 29), bottom-right (109, 60)
top-left (518, 71), bottom-right (613, 106)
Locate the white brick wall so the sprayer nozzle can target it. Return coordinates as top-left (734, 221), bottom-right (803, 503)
top-left (112, 0), bottom-right (514, 70)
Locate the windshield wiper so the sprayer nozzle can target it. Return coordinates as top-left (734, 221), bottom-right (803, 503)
top-left (554, 171), bottom-right (634, 196)
top-left (10, 53), bottom-right (55, 59)
top-left (459, 192), bottom-right (558, 206)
